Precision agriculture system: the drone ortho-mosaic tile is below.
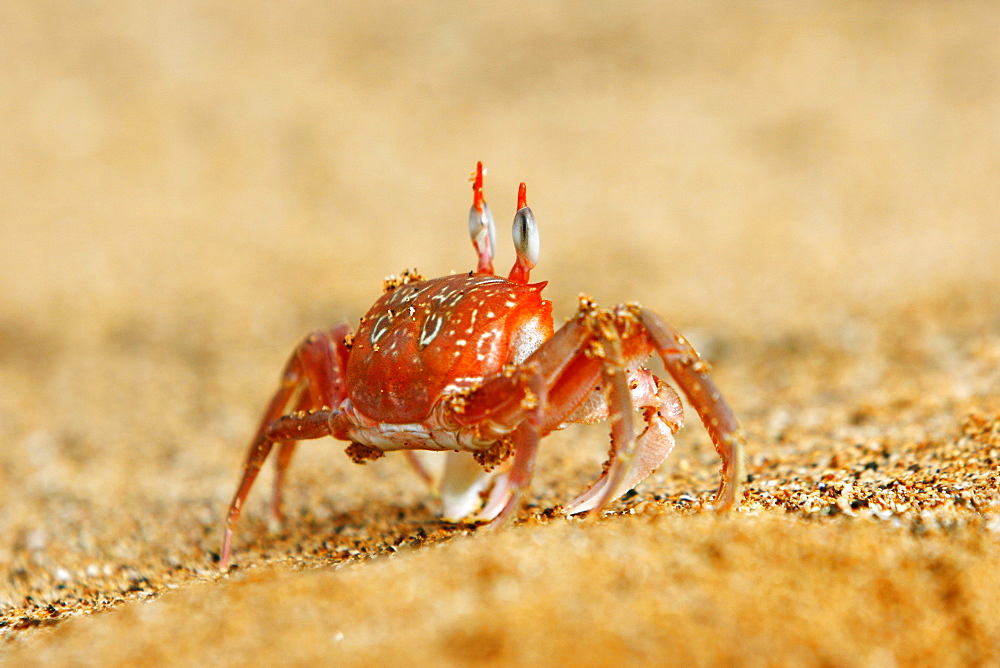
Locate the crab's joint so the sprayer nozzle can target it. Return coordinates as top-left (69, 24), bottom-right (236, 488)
top-left (446, 391), bottom-right (470, 414)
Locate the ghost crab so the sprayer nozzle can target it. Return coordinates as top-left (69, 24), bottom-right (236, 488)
top-left (220, 162), bottom-right (745, 568)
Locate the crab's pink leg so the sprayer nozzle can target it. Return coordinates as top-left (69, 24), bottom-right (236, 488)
top-left (448, 326), bottom-right (609, 522)
top-left (462, 319), bottom-right (658, 521)
top-left (563, 374), bottom-right (683, 515)
top-left (270, 393), bottom-right (318, 523)
top-left (404, 450), bottom-right (503, 521)
top-left (461, 319), bottom-right (646, 521)
top-left (456, 303), bottom-right (743, 520)
top-left (270, 326), bottom-right (351, 518)
top-left (475, 470), bottom-right (512, 521)
top-left (220, 325), bottom-right (352, 569)
top-left (563, 308), bottom-right (745, 513)
top-left (270, 441), bottom-right (297, 523)
top-left (638, 309), bottom-right (746, 511)
top-left (403, 451), bottom-right (438, 490)
top-left (569, 320), bottom-right (657, 517)
top-left (474, 364), bottom-right (546, 525)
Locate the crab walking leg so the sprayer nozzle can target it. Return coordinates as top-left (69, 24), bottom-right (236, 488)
top-left (269, 389), bottom-right (318, 522)
top-left (402, 449), bottom-right (503, 520)
top-left (639, 309), bottom-right (746, 510)
top-left (221, 325), bottom-right (352, 569)
top-left (478, 365), bottom-right (547, 525)
top-left (221, 410), bottom-right (342, 567)
top-left (563, 378), bottom-right (683, 515)
top-left (457, 316), bottom-right (647, 520)
top-left (275, 326), bottom-right (352, 515)
top-left (581, 320), bottom-right (642, 516)
top-left (403, 451), bottom-right (439, 491)
top-left (488, 421), bottom-right (541, 526)
top-left (270, 442), bottom-right (297, 522)
top-left (437, 358), bottom-right (551, 523)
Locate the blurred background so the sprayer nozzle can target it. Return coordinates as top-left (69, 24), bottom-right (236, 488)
top-left (1, 0), bottom-right (999, 643)
top-left (4, 2), bottom-right (997, 331)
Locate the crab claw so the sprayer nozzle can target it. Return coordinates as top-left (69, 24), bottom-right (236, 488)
top-left (563, 374), bottom-right (683, 515)
top-left (472, 470), bottom-right (513, 523)
top-left (439, 452), bottom-right (498, 521)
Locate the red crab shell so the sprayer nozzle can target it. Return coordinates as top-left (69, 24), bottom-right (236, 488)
top-left (348, 272), bottom-right (553, 423)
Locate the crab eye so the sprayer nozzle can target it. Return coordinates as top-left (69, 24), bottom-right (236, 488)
top-left (512, 206), bottom-right (539, 269)
top-left (468, 202), bottom-right (496, 260)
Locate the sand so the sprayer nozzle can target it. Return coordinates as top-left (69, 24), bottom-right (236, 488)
top-left (2, 2), bottom-right (999, 665)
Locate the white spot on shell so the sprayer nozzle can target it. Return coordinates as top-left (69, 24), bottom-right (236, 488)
top-left (370, 314), bottom-right (392, 344)
top-left (419, 313), bottom-right (444, 349)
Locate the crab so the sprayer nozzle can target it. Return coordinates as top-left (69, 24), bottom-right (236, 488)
top-left (220, 162), bottom-right (745, 568)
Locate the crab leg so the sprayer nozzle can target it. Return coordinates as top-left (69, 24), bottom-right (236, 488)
top-left (563, 376), bottom-right (683, 515)
top-left (220, 325), bottom-right (352, 569)
top-left (403, 451), bottom-right (439, 490)
top-left (449, 324), bottom-right (621, 522)
top-left (578, 318), bottom-right (641, 515)
top-left (638, 309), bottom-right (746, 511)
top-left (565, 306), bottom-right (745, 513)
top-left (471, 364), bottom-right (547, 524)
top-left (449, 320), bottom-right (630, 521)
top-left (453, 302), bottom-right (744, 522)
